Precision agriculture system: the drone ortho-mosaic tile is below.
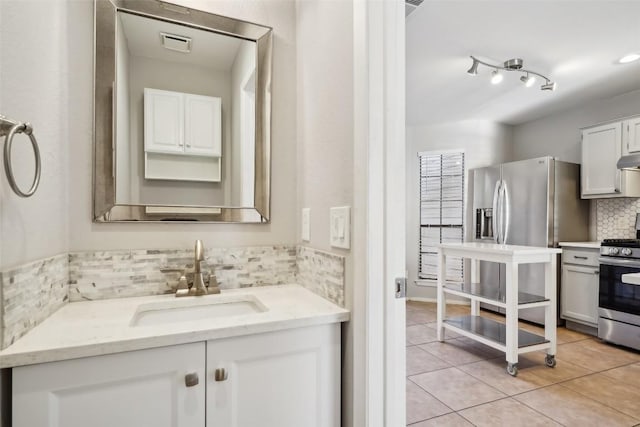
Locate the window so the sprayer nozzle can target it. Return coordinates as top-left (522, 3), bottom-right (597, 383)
top-left (418, 151), bottom-right (464, 282)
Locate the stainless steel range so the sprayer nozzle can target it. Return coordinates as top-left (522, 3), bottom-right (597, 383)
top-left (598, 238), bottom-right (640, 350)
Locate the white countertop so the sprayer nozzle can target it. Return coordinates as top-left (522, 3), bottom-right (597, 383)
top-left (439, 242), bottom-right (562, 255)
top-left (622, 273), bottom-right (640, 285)
top-left (559, 241), bottom-right (601, 249)
top-left (0, 285), bottom-right (349, 369)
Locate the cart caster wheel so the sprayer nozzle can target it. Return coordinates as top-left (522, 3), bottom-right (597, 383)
top-left (545, 355), bottom-right (556, 368)
top-left (506, 363), bottom-right (518, 377)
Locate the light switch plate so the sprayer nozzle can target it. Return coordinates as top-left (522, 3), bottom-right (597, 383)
top-left (330, 206), bottom-right (350, 249)
top-left (301, 208), bottom-right (310, 242)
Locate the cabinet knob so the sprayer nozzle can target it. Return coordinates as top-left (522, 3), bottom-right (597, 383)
top-left (185, 372), bottom-right (199, 387)
top-left (214, 368), bottom-right (228, 382)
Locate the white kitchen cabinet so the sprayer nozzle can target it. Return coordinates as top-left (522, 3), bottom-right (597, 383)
top-left (581, 118), bottom-right (640, 198)
top-left (561, 248), bottom-right (599, 329)
top-left (12, 325), bottom-right (341, 427)
top-left (206, 324), bottom-right (340, 427)
top-left (13, 342), bottom-right (206, 427)
top-left (623, 116), bottom-right (640, 154)
top-left (144, 88), bottom-right (221, 157)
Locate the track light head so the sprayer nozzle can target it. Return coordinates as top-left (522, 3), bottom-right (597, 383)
top-left (467, 59), bottom-right (479, 75)
top-left (520, 74), bottom-right (536, 88)
top-left (491, 69), bottom-right (503, 84)
top-left (541, 81), bottom-right (556, 91)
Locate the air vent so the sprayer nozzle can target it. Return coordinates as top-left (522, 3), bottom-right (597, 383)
top-left (160, 32), bottom-right (192, 53)
top-left (406, 0), bottom-right (424, 16)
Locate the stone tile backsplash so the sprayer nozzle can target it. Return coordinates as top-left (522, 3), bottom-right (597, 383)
top-left (1, 254), bottom-right (68, 348)
top-left (0, 245), bottom-right (345, 349)
top-left (297, 246), bottom-right (345, 307)
top-left (69, 246), bottom-right (298, 302)
top-left (596, 198), bottom-right (640, 239)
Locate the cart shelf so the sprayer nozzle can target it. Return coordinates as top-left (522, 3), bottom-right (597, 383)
top-left (443, 283), bottom-right (549, 309)
top-left (444, 315), bottom-right (549, 350)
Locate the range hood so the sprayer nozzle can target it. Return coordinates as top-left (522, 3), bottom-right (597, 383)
top-left (617, 154), bottom-right (640, 169)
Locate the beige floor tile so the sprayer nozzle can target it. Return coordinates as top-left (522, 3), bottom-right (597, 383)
top-left (407, 345), bottom-right (451, 376)
top-left (458, 397), bottom-right (561, 427)
top-left (601, 362), bottom-right (640, 386)
top-left (555, 326), bottom-right (592, 344)
top-left (407, 324), bottom-right (439, 345)
top-left (458, 358), bottom-right (550, 395)
top-left (406, 379), bottom-right (452, 424)
top-left (409, 367), bottom-right (506, 411)
top-left (443, 304), bottom-right (471, 316)
top-left (418, 339), bottom-right (496, 366)
top-left (407, 309), bottom-right (437, 325)
top-left (514, 384), bottom-right (638, 427)
top-left (407, 300), bottom-right (435, 312)
top-left (557, 339), bottom-right (640, 371)
top-left (409, 413), bottom-right (473, 427)
top-left (561, 373), bottom-right (640, 419)
top-left (425, 322), bottom-right (462, 340)
top-left (453, 337), bottom-right (505, 359)
top-left (508, 352), bottom-right (592, 384)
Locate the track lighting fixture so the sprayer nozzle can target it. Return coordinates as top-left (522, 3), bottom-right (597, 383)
top-left (466, 55), bottom-right (555, 92)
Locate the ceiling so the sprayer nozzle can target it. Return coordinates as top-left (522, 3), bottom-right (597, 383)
top-left (406, 1), bottom-right (640, 126)
top-left (119, 12), bottom-right (249, 71)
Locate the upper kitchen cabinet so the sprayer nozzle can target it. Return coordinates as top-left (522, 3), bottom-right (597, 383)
top-left (581, 118), bottom-right (640, 198)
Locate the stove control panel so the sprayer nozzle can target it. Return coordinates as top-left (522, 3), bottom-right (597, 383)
top-left (600, 245), bottom-right (640, 258)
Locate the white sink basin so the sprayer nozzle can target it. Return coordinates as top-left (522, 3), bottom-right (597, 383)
top-left (130, 295), bottom-right (267, 326)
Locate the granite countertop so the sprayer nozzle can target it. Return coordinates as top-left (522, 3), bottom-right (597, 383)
top-left (558, 241), bottom-right (601, 249)
top-left (0, 285), bottom-right (349, 369)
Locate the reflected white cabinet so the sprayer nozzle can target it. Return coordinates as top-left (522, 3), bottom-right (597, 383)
top-left (12, 325), bottom-right (341, 427)
top-left (13, 343), bottom-right (206, 427)
top-left (581, 119), bottom-right (640, 198)
top-left (144, 88), bottom-right (221, 157)
top-left (561, 248), bottom-right (599, 328)
top-left (206, 324), bottom-right (340, 427)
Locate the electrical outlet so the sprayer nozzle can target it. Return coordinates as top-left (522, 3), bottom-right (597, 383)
top-left (330, 206), bottom-right (350, 249)
top-left (302, 208), bottom-right (310, 242)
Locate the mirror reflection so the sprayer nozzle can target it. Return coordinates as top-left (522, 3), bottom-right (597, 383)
top-left (114, 11), bottom-right (257, 214)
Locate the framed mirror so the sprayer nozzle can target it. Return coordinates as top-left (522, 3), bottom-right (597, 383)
top-left (94, 0), bottom-right (272, 223)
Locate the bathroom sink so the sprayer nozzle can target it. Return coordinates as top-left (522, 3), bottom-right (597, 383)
top-left (130, 295), bottom-right (267, 326)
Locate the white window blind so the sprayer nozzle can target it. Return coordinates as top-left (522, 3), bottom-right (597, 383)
top-left (418, 151), bottom-right (464, 282)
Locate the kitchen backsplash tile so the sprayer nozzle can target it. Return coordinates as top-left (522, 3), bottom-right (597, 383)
top-left (69, 246), bottom-right (298, 301)
top-left (297, 246), bottom-right (345, 307)
top-left (596, 198), bottom-right (640, 239)
top-left (1, 254), bottom-right (68, 349)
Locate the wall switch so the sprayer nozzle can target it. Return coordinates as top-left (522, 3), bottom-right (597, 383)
top-left (302, 208), bottom-right (310, 242)
top-left (330, 206), bottom-right (350, 249)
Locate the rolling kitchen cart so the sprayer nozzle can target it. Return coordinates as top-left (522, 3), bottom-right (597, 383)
top-left (436, 242), bottom-right (561, 376)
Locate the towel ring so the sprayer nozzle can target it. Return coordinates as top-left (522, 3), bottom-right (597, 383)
top-left (0, 116), bottom-right (41, 198)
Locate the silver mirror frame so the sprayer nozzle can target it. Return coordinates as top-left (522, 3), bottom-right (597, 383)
top-left (93, 0), bottom-right (272, 223)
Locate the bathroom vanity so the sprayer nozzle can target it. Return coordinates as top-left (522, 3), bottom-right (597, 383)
top-left (1, 285), bottom-right (348, 427)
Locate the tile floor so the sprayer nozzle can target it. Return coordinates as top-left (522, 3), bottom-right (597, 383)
top-left (406, 300), bottom-right (640, 426)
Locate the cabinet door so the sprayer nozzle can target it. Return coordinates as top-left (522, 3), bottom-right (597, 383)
top-left (13, 343), bottom-right (205, 427)
top-left (624, 117), bottom-right (640, 154)
top-left (184, 94), bottom-right (222, 157)
top-left (206, 324), bottom-right (340, 427)
top-left (144, 88), bottom-right (184, 154)
top-left (581, 122), bottom-right (622, 196)
top-left (561, 264), bottom-right (600, 326)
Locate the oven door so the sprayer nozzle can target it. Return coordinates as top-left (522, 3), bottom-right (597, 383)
top-left (599, 257), bottom-right (640, 317)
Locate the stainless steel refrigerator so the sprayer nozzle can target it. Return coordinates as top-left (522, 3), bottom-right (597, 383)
top-left (471, 157), bottom-right (590, 324)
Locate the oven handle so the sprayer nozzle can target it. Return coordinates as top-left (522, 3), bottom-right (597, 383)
top-left (622, 274), bottom-right (640, 286)
top-left (599, 257), bottom-right (640, 268)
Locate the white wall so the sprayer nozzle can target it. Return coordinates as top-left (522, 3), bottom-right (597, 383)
top-left (295, 0), bottom-right (354, 424)
top-left (0, 0), bottom-right (70, 269)
top-left (67, 0), bottom-right (297, 252)
top-left (512, 88), bottom-right (640, 163)
top-left (405, 120), bottom-right (513, 300)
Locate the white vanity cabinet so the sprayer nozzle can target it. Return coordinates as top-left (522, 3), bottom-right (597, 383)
top-left (581, 118), bottom-right (640, 198)
top-left (561, 247), bottom-right (600, 329)
top-left (12, 324), bottom-right (341, 427)
top-left (12, 342), bottom-right (206, 427)
top-left (206, 324), bottom-right (340, 427)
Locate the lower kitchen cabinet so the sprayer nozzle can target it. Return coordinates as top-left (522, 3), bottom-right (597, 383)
top-left (561, 247), bottom-right (600, 328)
top-left (12, 324), bottom-right (340, 427)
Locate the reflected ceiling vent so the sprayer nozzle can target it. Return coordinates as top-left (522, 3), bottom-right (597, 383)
top-left (160, 32), bottom-right (192, 53)
top-left (406, 0), bottom-right (424, 17)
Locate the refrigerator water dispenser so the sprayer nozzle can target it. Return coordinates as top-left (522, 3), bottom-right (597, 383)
top-left (475, 208), bottom-right (494, 240)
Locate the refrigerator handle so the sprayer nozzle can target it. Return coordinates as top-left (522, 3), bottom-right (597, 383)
top-left (492, 180), bottom-right (501, 243)
top-left (502, 181), bottom-right (510, 244)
